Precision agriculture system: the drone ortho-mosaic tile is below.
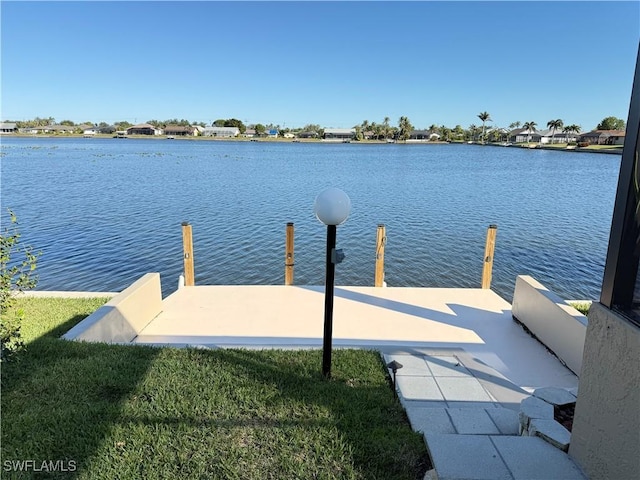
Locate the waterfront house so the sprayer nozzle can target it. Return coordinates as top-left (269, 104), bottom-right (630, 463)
top-left (202, 126), bottom-right (240, 137)
top-left (164, 125), bottom-right (196, 136)
top-left (242, 128), bottom-right (256, 138)
top-left (578, 130), bottom-right (626, 145)
top-left (323, 128), bottom-right (355, 141)
top-left (97, 125), bottom-right (116, 134)
top-left (408, 130), bottom-right (440, 141)
top-left (267, 129), bottom-right (278, 138)
top-left (510, 128), bottom-right (542, 143)
top-left (126, 123), bottom-right (162, 135)
top-left (0, 122), bottom-right (18, 134)
top-left (297, 131), bottom-right (318, 139)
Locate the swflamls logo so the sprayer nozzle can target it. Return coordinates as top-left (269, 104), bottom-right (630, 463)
top-left (3, 460), bottom-right (77, 472)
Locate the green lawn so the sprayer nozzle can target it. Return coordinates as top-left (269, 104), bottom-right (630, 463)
top-left (2, 298), bottom-right (429, 479)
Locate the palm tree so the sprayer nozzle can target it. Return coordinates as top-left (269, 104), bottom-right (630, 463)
top-left (468, 124), bottom-right (478, 142)
top-left (509, 121), bottom-right (521, 129)
top-left (361, 120), bottom-right (370, 139)
top-left (383, 116), bottom-right (391, 140)
top-left (547, 119), bottom-right (564, 144)
top-left (478, 112), bottom-right (491, 144)
top-left (522, 121), bottom-right (537, 143)
top-left (564, 124), bottom-right (581, 143)
top-left (397, 116), bottom-right (413, 142)
top-left (369, 122), bottom-right (380, 140)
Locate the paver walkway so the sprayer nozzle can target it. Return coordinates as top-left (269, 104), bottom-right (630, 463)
top-left (382, 350), bottom-right (586, 480)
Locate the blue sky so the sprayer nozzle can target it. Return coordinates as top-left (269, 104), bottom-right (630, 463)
top-left (2, 1), bottom-right (639, 131)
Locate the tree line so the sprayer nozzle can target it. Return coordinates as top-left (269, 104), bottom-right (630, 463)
top-left (4, 114), bottom-right (626, 141)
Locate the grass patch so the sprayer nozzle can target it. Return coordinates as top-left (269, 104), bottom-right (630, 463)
top-left (568, 301), bottom-right (591, 316)
top-left (2, 297), bottom-right (428, 479)
top-left (578, 144), bottom-right (623, 150)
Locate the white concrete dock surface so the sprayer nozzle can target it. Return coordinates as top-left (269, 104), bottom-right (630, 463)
top-left (134, 285), bottom-right (577, 393)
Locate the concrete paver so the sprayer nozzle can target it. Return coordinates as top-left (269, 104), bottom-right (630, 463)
top-left (405, 407), bottom-right (456, 434)
top-left (425, 434), bottom-right (512, 480)
top-left (528, 418), bottom-right (571, 451)
top-left (532, 386), bottom-right (576, 406)
top-left (403, 400), bottom-right (447, 409)
top-left (447, 408), bottom-right (501, 435)
top-left (435, 377), bottom-right (494, 403)
top-left (383, 353), bottom-right (431, 376)
top-left (425, 355), bottom-right (472, 377)
top-left (445, 401), bottom-right (498, 409)
top-left (485, 408), bottom-right (520, 435)
top-left (397, 376), bottom-right (444, 401)
top-left (490, 436), bottom-right (586, 479)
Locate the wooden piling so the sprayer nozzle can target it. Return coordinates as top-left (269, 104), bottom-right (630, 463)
top-left (182, 222), bottom-right (195, 286)
top-left (285, 222), bottom-right (294, 285)
top-left (375, 224), bottom-right (386, 287)
top-left (481, 224), bottom-right (498, 289)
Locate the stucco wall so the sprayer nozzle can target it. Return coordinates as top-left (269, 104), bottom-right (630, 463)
top-left (569, 302), bottom-right (640, 479)
top-left (511, 275), bottom-right (587, 375)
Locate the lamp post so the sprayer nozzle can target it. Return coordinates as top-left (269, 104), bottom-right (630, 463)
top-left (314, 187), bottom-right (351, 378)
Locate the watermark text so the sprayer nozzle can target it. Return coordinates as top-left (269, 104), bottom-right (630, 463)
top-left (3, 460), bottom-right (77, 473)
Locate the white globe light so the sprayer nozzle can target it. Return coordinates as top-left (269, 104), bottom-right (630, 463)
top-left (314, 188), bottom-right (351, 225)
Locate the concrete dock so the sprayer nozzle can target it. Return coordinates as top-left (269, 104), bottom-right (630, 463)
top-left (132, 285), bottom-right (577, 393)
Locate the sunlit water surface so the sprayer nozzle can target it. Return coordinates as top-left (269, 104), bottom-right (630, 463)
top-left (1, 137), bottom-right (619, 300)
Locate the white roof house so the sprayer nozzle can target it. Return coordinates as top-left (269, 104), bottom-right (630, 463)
top-left (203, 126), bottom-right (240, 137)
top-left (323, 128), bottom-right (355, 140)
top-left (0, 122), bottom-right (17, 133)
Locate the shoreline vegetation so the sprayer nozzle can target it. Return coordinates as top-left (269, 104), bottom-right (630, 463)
top-left (1, 133), bottom-right (624, 154)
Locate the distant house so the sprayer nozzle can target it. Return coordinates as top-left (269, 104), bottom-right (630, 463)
top-left (536, 129), bottom-right (555, 144)
top-left (202, 126), bottom-right (239, 137)
top-left (408, 130), bottom-right (440, 141)
top-left (126, 123), bottom-right (162, 135)
top-left (0, 123), bottom-right (17, 134)
top-left (579, 130), bottom-right (626, 145)
top-left (193, 126), bottom-right (204, 136)
top-left (283, 132), bottom-right (295, 139)
top-left (323, 128), bottom-right (355, 141)
top-left (98, 125), bottom-right (116, 134)
top-left (242, 128), bottom-right (256, 138)
top-left (297, 131), bottom-right (318, 139)
top-left (363, 130), bottom-right (375, 140)
top-left (51, 125), bottom-right (74, 133)
top-left (510, 128), bottom-right (542, 143)
top-left (83, 128), bottom-right (98, 136)
top-left (267, 129), bottom-right (278, 138)
top-left (164, 125), bottom-right (196, 136)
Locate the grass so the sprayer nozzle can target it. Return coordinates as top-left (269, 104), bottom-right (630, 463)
top-left (2, 297), bottom-right (429, 479)
top-left (568, 301), bottom-right (592, 316)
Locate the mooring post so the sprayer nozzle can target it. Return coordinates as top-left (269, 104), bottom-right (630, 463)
top-left (181, 222), bottom-right (195, 286)
top-left (375, 224), bottom-right (386, 287)
top-left (285, 222), bottom-right (294, 285)
top-left (481, 224), bottom-right (498, 289)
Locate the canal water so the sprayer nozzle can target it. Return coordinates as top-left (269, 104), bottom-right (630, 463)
top-left (0, 137), bottom-right (620, 300)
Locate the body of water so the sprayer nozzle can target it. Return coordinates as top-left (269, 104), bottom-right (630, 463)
top-left (0, 137), bottom-right (620, 301)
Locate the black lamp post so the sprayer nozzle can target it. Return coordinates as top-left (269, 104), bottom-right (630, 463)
top-left (314, 187), bottom-right (351, 378)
